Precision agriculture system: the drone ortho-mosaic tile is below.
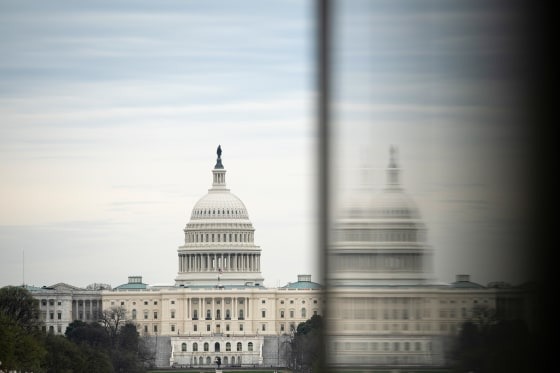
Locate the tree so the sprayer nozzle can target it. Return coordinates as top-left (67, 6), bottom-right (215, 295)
top-left (452, 311), bottom-right (536, 373)
top-left (99, 306), bottom-right (127, 347)
top-left (0, 286), bottom-right (41, 331)
top-left (290, 315), bottom-right (325, 373)
top-left (0, 286), bottom-right (46, 372)
top-left (66, 320), bottom-right (111, 349)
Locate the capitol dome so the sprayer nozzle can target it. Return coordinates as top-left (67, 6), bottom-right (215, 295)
top-left (175, 146), bottom-right (264, 287)
top-left (329, 147), bottom-right (434, 286)
top-left (190, 192), bottom-right (249, 220)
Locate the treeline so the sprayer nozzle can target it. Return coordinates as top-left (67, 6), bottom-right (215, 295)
top-left (0, 286), bottom-right (152, 372)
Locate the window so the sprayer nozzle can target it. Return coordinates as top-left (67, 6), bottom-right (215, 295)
top-left (261, 310), bottom-right (266, 318)
top-left (144, 325), bottom-right (148, 333)
top-left (193, 310), bottom-right (198, 319)
top-left (237, 342), bottom-right (242, 351)
top-left (313, 300), bottom-right (318, 304)
top-left (132, 309), bottom-right (137, 320)
top-left (226, 324), bottom-right (230, 331)
top-left (171, 325), bottom-right (175, 332)
top-left (204, 342), bottom-right (209, 352)
top-left (181, 343), bottom-right (186, 352)
top-left (193, 342), bottom-right (198, 352)
top-left (226, 342), bottom-right (231, 351)
top-left (206, 324), bottom-right (210, 331)
top-left (262, 300), bottom-right (266, 304)
top-left (171, 311), bottom-right (175, 319)
top-left (57, 325), bottom-right (62, 333)
top-left (171, 300), bottom-right (175, 304)
top-left (153, 325), bottom-right (158, 333)
top-left (49, 299), bottom-right (54, 306)
top-left (280, 310), bottom-right (285, 318)
top-left (121, 301), bottom-right (125, 306)
top-left (193, 324), bottom-right (197, 332)
top-left (57, 312), bottom-right (62, 320)
top-left (290, 310), bottom-right (294, 318)
top-left (206, 310), bottom-right (211, 319)
top-left (262, 324), bottom-right (266, 331)
top-left (290, 300), bottom-right (294, 304)
top-left (58, 301), bottom-right (62, 306)
top-left (50, 312), bottom-right (54, 320)
top-left (154, 311), bottom-right (158, 319)
top-left (280, 300), bottom-right (285, 304)
top-left (280, 323), bottom-right (285, 332)
top-left (144, 310), bottom-right (148, 319)
top-left (248, 342), bottom-right (254, 351)
top-left (41, 299), bottom-right (47, 306)
top-left (154, 301), bottom-right (158, 305)
top-left (144, 301), bottom-right (148, 305)
top-left (239, 309), bottom-right (244, 319)
top-left (301, 308), bottom-right (306, 318)
top-left (239, 324), bottom-right (244, 331)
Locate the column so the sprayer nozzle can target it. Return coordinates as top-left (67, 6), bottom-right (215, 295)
top-left (233, 297), bottom-right (237, 319)
top-left (246, 297), bottom-right (249, 318)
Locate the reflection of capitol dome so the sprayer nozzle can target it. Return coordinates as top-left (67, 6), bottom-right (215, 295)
top-left (329, 147), bottom-right (434, 286)
top-left (175, 146), bottom-right (264, 287)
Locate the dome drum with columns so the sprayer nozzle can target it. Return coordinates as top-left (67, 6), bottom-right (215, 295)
top-left (175, 146), bottom-right (264, 287)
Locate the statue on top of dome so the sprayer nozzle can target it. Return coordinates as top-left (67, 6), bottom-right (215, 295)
top-left (389, 145), bottom-right (398, 168)
top-left (215, 145), bottom-right (224, 169)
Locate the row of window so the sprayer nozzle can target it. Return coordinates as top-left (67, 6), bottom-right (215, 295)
top-left (192, 208), bottom-right (246, 218)
top-left (331, 253), bottom-right (423, 271)
top-left (334, 229), bottom-right (425, 243)
top-left (186, 231), bottom-right (254, 243)
top-left (333, 340), bottom-right (432, 353)
top-left (180, 341), bottom-right (254, 352)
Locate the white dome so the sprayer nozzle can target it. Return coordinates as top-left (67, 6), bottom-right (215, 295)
top-left (190, 190), bottom-right (250, 220)
top-left (343, 189), bottom-right (420, 220)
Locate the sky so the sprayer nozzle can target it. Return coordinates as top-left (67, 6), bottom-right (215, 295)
top-left (0, 1), bottom-right (540, 289)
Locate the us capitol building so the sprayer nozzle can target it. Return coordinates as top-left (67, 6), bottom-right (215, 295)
top-left (26, 146), bottom-right (534, 370)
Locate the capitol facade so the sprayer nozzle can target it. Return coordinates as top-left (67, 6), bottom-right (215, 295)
top-left (26, 146), bottom-right (533, 370)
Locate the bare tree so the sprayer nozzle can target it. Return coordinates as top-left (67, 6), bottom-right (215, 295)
top-left (99, 306), bottom-right (127, 347)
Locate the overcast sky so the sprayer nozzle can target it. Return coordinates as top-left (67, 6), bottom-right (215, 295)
top-left (0, 1), bottom-right (538, 289)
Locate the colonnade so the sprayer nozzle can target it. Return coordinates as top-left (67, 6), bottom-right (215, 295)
top-left (187, 296), bottom-right (250, 320)
top-left (179, 253), bottom-right (261, 273)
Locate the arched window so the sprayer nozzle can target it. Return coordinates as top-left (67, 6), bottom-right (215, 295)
top-left (248, 342), bottom-right (253, 351)
top-left (239, 309), bottom-right (244, 319)
top-left (181, 343), bottom-right (187, 352)
top-left (224, 356), bottom-right (228, 365)
top-left (215, 342), bottom-right (220, 352)
top-left (301, 308), bottom-right (307, 318)
top-left (192, 342), bottom-right (198, 352)
top-left (206, 357), bottom-right (211, 365)
top-left (132, 309), bottom-right (137, 319)
top-left (226, 342), bottom-right (231, 351)
top-left (216, 309), bottom-right (221, 319)
top-left (237, 342), bottom-right (242, 351)
top-left (206, 310), bottom-right (211, 319)
top-left (204, 342), bottom-right (209, 352)
top-left (199, 356), bottom-right (203, 365)
top-left (226, 309), bottom-right (231, 319)
top-left (193, 309), bottom-right (198, 319)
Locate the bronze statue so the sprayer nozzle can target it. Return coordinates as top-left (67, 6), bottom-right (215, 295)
top-left (217, 145), bottom-right (222, 158)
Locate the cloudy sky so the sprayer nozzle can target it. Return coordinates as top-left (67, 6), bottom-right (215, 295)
top-left (0, 0), bottom-right (539, 289)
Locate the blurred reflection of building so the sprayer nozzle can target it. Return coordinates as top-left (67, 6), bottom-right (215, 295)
top-left (326, 147), bottom-right (532, 369)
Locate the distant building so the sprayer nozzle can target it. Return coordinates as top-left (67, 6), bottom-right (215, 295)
top-left (24, 146), bottom-right (532, 369)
